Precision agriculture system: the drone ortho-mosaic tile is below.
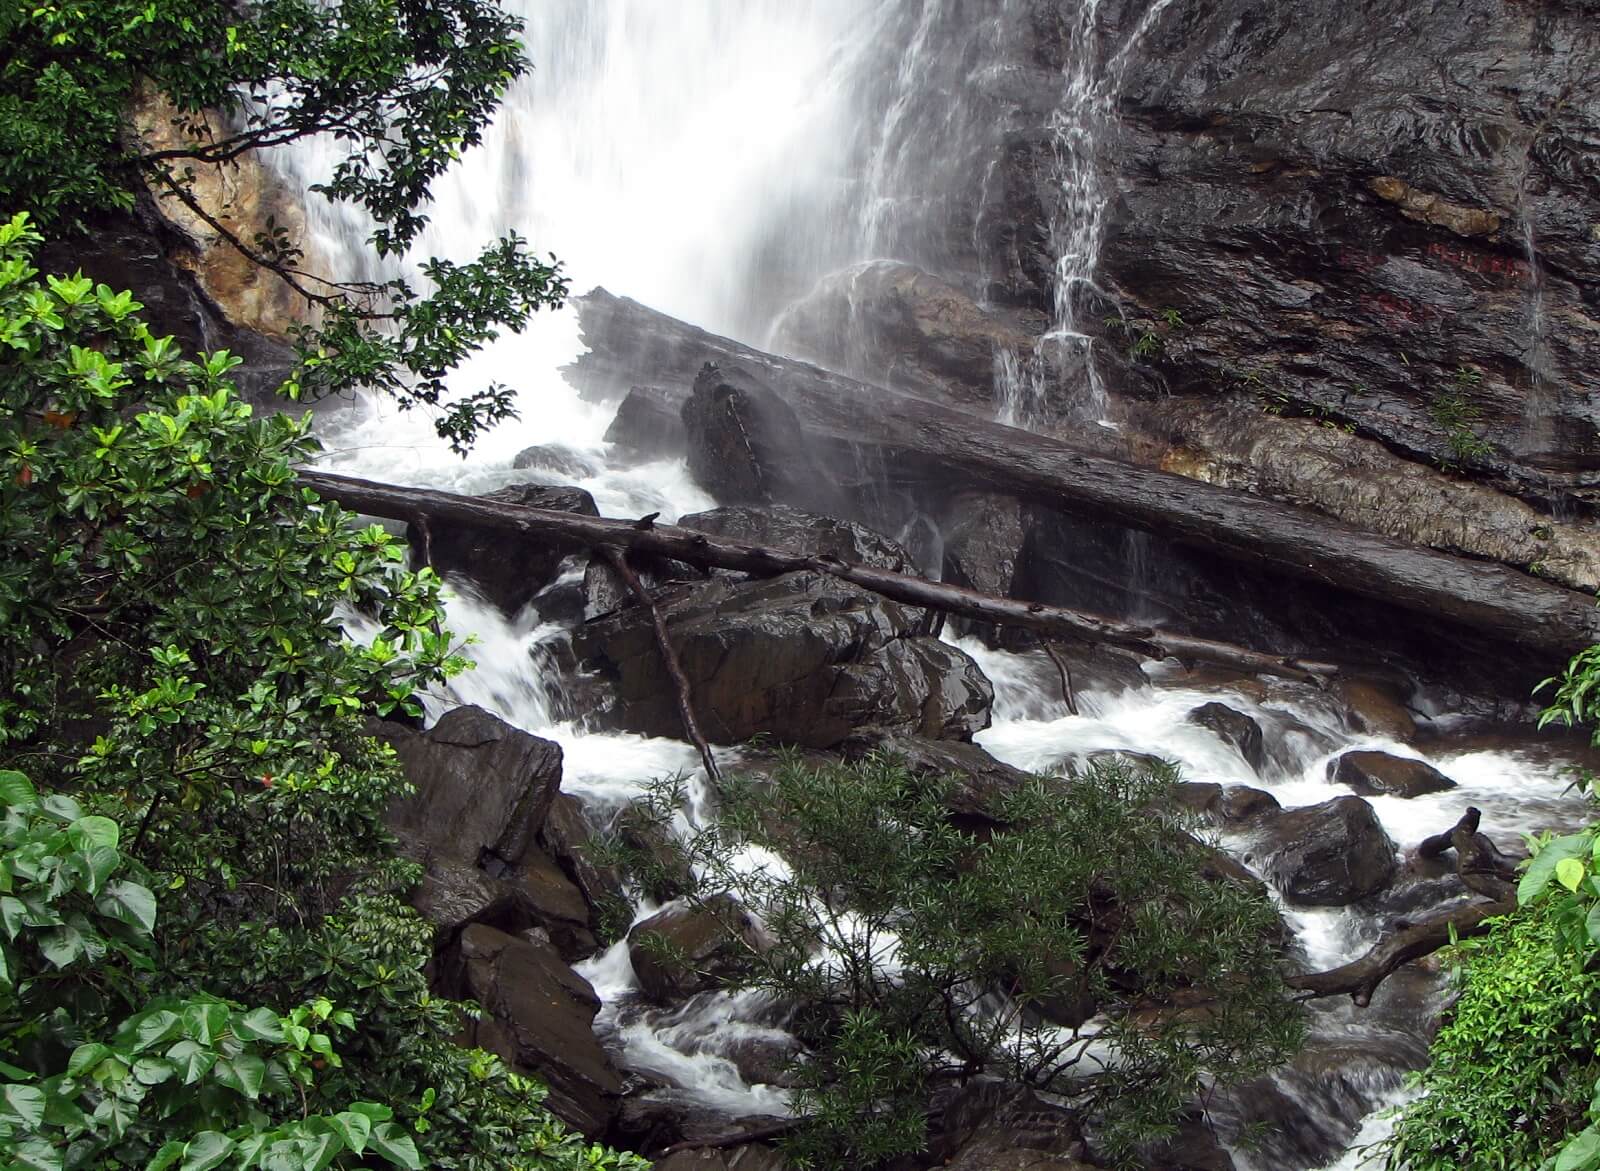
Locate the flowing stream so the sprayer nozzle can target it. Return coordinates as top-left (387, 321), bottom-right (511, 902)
top-left (283, 3), bottom-right (1589, 1165)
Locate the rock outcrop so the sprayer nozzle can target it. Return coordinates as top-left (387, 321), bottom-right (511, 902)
top-left (1253, 796), bottom-right (1399, 906)
top-left (1329, 751), bottom-right (1458, 799)
top-left (570, 570), bottom-right (992, 749)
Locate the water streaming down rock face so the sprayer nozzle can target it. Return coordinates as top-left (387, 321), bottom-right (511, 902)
top-left (281, 3), bottom-right (1599, 1166)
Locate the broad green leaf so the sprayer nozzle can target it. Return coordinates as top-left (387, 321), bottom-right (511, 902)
top-left (346, 1101), bottom-right (393, 1123)
top-left (328, 1109), bottom-right (373, 1154)
top-left (95, 880), bottom-right (157, 935)
top-left (1558, 856), bottom-right (1587, 892)
top-left (37, 923), bottom-right (88, 968)
top-left (133, 1056), bottom-right (175, 1085)
top-left (180, 1131), bottom-right (236, 1171)
top-left (213, 1052), bottom-right (266, 1099)
top-left (183, 1001), bottom-right (228, 1047)
top-left (370, 1122), bottom-right (422, 1170)
top-left (1519, 834), bottom-right (1591, 905)
top-left (231, 1007), bottom-right (284, 1043)
top-left (38, 794), bottom-right (82, 824)
top-left (66, 1043), bottom-right (114, 1077)
top-left (8, 1136), bottom-right (62, 1171)
top-left (68, 816), bottom-right (118, 851)
top-left (166, 1039), bottom-right (217, 1084)
top-left (148, 1141), bottom-right (186, 1171)
top-left (83, 846), bottom-right (120, 893)
top-left (132, 1009), bottom-right (184, 1053)
top-left (0, 772), bottom-right (38, 812)
top-left (0, 1083), bottom-right (46, 1127)
top-left (1556, 1127), bottom-right (1600, 1171)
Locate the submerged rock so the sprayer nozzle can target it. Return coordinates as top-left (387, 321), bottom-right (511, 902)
top-left (1253, 796), bottom-right (1398, 906)
top-left (627, 897), bottom-right (763, 1003)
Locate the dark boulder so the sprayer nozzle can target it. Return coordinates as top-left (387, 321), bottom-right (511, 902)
top-left (627, 897), bottom-right (763, 1003)
top-left (539, 794), bottom-right (626, 918)
top-left (385, 706), bottom-right (563, 870)
top-left (1186, 702), bottom-right (1268, 774)
top-left (383, 707), bottom-right (597, 957)
top-left (1173, 782), bottom-right (1280, 826)
top-left (1253, 796), bottom-right (1398, 906)
top-left (680, 362), bottom-right (844, 516)
top-left (409, 483), bottom-right (598, 616)
top-left (605, 385), bottom-right (689, 461)
top-left (841, 733), bottom-right (1033, 824)
top-left (570, 571), bottom-right (991, 749)
top-left (652, 1145), bottom-right (788, 1171)
top-left (935, 1084), bottom-right (1092, 1171)
top-left (1329, 750), bottom-right (1457, 799)
top-left (450, 924), bottom-right (623, 1134)
top-left (1334, 679), bottom-right (1419, 743)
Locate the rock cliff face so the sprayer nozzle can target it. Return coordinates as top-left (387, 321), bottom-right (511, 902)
top-left (1092, 0), bottom-right (1600, 508)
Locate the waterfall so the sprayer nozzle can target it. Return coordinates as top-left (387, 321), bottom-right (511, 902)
top-left (275, 4), bottom-right (1588, 1166)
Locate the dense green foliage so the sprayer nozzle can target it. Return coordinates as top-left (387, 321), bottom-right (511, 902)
top-left (0, 214), bottom-right (643, 1170)
top-left (627, 753), bottom-right (1303, 1170)
top-left (1387, 639), bottom-right (1600, 1170)
top-left (1, 0), bottom-right (568, 450)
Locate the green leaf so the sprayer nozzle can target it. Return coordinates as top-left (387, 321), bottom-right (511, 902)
top-left (179, 1131), bottom-right (236, 1171)
top-left (94, 880), bottom-right (157, 934)
top-left (369, 1123), bottom-right (422, 1170)
top-left (166, 1039), bottom-right (217, 1084)
top-left (66, 1042), bottom-right (114, 1077)
top-left (1558, 856), bottom-right (1587, 893)
top-left (1519, 834), bottom-right (1592, 905)
top-left (148, 1141), bottom-right (186, 1171)
top-left (1556, 1127), bottom-right (1600, 1171)
top-left (231, 1007), bottom-right (284, 1043)
top-left (68, 815), bottom-right (118, 851)
top-left (183, 1001), bottom-right (228, 1047)
top-left (8, 1136), bottom-right (63, 1171)
top-left (328, 1110), bottom-right (372, 1154)
top-left (0, 1083), bottom-right (46, 1127)
top-left (132, 1009), bottom-right (184, 1053)
top-left (37, 922), bottom-right (88, 968)
top-left (213, 1052), bottom-right (265, 1100)
top-left (0, 772), bottom-right (39, 812)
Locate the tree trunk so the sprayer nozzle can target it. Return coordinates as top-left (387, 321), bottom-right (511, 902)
top-left (569, 290), bottom-right (1600, 660)
top-left (298, 469), bottom-right (1338, 682)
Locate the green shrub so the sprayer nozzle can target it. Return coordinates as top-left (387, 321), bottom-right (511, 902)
top-left (627, 752), bottom-right (1303, 1169)
top-left (0, 214), bottom-right (645, 1171)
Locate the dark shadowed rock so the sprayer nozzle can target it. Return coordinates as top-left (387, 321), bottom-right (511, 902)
top-left (570, 571), bottom-right (991, 749)
top-left (451, 924), bottom-right (622, 1134)
top-left (627, 896), bottom-right (762, 1003)
top-left (1174, 782), bottom-right (1280, 826)
top-left (681, 362), bottom-right (841, 515)
top-left (539, 794), bottom-right (626, 917)
top-left (1329, 751), bottom-right (1457, 799)
top-left (841, 733), bottom-right (1034, 823)
top-left (382, 707), bottom-right (598, 956)
top-left (1253, 796), bottom-right (1398, 906)
top-left (385, 706), bottom-right (563, 869)
top-left (678, 505), bottom-right (914, 571)
top-left (1187, 702), bottom-right (1268, 773)
top-left (935, 1084), bottom-right (1092, 1171)
top-left (409, 483), bottom-right (598, 615)
top-left (651, 1144), bottom-right (789, 1171)
top-left (605, 385), bottom-right (688, 461)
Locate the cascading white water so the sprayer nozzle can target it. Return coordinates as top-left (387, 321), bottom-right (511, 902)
top-left (276, 3), bottom-right (1591, 1165)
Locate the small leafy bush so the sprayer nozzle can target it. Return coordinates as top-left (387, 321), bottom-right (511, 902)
top-left (625, 752), bottom-right (1303, 1169)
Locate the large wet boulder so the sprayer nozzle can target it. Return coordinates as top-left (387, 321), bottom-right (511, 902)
top-left (1252, 796), bottom-right (1398, 906)
top-left (935, 1085), bottom-right (1092, 1171)
top-left (450, 924), bottom-right (623, 1134)
top-left (627, 897), bottom-right (763, 1002)
top-left (681, 362), bottom-right (844, 516)
top-left (1329, 750), bottom-right (1457, 799)
top-left (1186, 702), bottom-right (1267, 773)
top-left (383, 707), bottom-right (597, 957)
top-left (570, 571), bottom-right (992, 749)
top-left (771, 260), bottom-right (1043, 410)
top-left (408, 482), bottom-right (598, 615)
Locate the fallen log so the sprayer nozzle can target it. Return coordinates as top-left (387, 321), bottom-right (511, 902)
top-left (1287, 898), bottom-right (1514, 1006)
top-left (297, 469), bottom-right (1340, 682)
top-left (569, 290), bottom-right (1600, 660)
